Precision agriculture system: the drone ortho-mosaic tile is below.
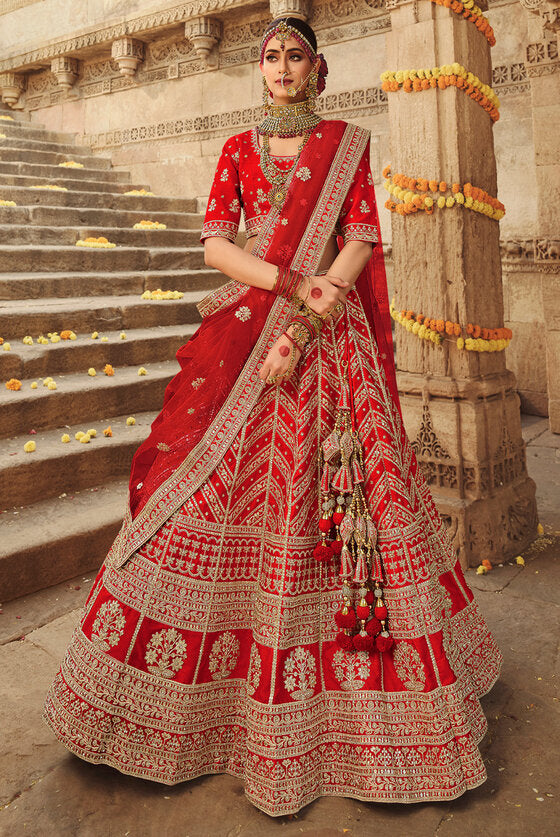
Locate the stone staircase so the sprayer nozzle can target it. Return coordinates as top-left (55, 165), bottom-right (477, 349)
top-left (0, 113), bottom-right (221, 602)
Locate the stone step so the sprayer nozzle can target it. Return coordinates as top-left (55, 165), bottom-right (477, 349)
top-left (0, 267), bottom-right (218, 300)
top-left (0, 244), bottom-right (205, 274)
top-left (0, 478), bottom-right (127, 601)
top-left (0, 160), bottom-right (130, 183)
top-left (0, 145), bottom-right (114, 170)
top-left (1, 411), bottom-right (158, 511)
top-left (0, 288), bottom-right (204, 337)
top-left (0, 134), bottom-right (113, 159)
top-left (0, 204), bottom-right (203, 230)
top-left (0, 223), bottom-right (202, 248)
top-left (0, 172), bottom-right (150, 194)
top-left (0, 322), bottom-right (198, 379)
top-left (0, 358), bottom-right (179, 438)
top-left (0, 119), bottom-right (78, 144)
top-left (0, 185), bottom-right (197, 212)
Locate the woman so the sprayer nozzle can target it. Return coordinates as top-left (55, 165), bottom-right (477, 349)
top-left (43, 17), bottom-right (503, 816)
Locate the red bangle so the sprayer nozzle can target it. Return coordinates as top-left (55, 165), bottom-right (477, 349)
top-left (283, 331), bottom-right (305, 354)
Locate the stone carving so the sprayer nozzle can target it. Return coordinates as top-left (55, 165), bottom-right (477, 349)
top-left (500, 238), bottom-right (560, 273)
top-left (51, 56), bottom-right (79, 91)
top-left (535, 239), bottom-right (560, 260)
top-left (111, 38), bottom-right (145, 77)
top-left (185, 16), bottom-right (223, 68)
top-left (492, 62), bottom-right (530, 95)
top-left (270, 0), bottom-right (311, 19)
top-left (0, 71), bottom-right (25, 107)
top-left (411, 403), bottom-right (451, 460)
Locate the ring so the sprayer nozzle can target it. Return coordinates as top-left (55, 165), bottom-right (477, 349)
top-left (267, 374), bottom-right (282, 385)
top-left (332, 302), bottom-right (345, 316)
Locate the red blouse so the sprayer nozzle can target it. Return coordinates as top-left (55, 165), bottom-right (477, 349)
top-left (200, 122), bottom-right (379, 246)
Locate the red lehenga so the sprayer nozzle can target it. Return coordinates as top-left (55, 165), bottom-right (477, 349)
top-left (43, 120), bottom-right (502, 816)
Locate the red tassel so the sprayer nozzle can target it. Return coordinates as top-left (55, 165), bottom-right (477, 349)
top-left (351, 457), bottom-right (364, 484)
top-left (313, 542), bottom-right (333, 562)
top-left (331, 538), bottom-right (343, 555)
top-left (366, 616), bottom-right (382, 636)
top-left (356, 604), bottom-right (370, 620)
top-left (336, 632), bottom-right (355, 652)
top-left (319, 516), bottom-right (332, 534)
top-left (376, 633), bottom-right (394, 652)
top-left (322, 430), bottom-right (340, 461)
top-left (337, 384), bottom-right (351, 412)
top-left (374, 602), bottom-right (388, 621)
top-left (339, 607), bottom-right (356, 629)
top-left (339, 545), bottom-right (353, 579)
top-left (353, 549), bottom-right (368, 584)
top-left (332, 509), bottom-right (345, 526)
top-left (321, 465), bottom-right (332, 495)
top-left (372, 551), bottom-right (384, 583)
top-left (353, 632), bottom-right (374, 652)
top-left (332, 463), bottom-right (353, 494)
top-left (339, 513), bottom-right (354, 543)
top-left (365, 590), bottom-right (374, 605)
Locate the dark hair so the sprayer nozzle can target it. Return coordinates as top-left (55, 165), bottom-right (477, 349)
top-left (264, 16), bottom-right (317, 53)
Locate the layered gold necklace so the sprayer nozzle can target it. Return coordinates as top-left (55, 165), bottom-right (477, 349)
top-left (258, 99), bottom-right (321, 139)
top-left (259, 132), bottom-right (310, 209)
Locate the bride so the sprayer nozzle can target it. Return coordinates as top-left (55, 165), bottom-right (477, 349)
top-left (43, 16), bottom-right (503, 817)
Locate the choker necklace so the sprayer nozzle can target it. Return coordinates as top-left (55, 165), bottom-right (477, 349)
top-left (258, 100), bottom-right (321, 138)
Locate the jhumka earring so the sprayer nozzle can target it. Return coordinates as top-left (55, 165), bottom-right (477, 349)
top-left (306, 70), bottom-right (318, 109)
top-left (262, 75), bottom-right (270, 107)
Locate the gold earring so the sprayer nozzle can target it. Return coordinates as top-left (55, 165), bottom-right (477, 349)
top-left (306, 71), bottom-right (318, 109)
top-left (262, 75), bottom-right (270, 108)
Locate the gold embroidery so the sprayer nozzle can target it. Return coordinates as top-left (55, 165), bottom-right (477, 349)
top-left (208, 631), bottom-right (240, 680)
top-left (90, 600), bottom-right (126, 651)
top-left (247, 644), bottom-right (262, 696)
top-left (156, 442), bottom-right (170, 452)
top-left (393, 642), bottom-right (426, 692)
top-left (144, 628), bottom-right (187, 678)
top-left (333, 649), bottom-right (370, 691)
top-left (283, 646), bottom-right (316, 701)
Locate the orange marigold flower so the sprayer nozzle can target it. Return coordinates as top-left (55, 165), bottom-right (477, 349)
top-left (437, 77), bottom-right (447, 89)
top-left (428, 180), bottom-right (438, 193)
top-left (103, 364), bottom-right (115, 376)
top-left (403, 79), bottom-right (413, 92)
top-left (5, 378), bottom-right (22, 391)
top-left (439, 181), bottom-right (447, 193)
top-left (425, 205), bottom-right (434, 215)
top-left (472, 325), bottom-right (481, 339)
top-left (103, 425), bottom-right (113, 437)
top-left (453, 323), bottom-right (462, 337)
top-left (416, 314), bottom-right (425, 324)
top-left (382, 164), bottom-right (391, 178)
top-left (445, 321), bottom-right (454, 335)
top-left (405, 310), bottom-right (414, 319)
top-left (60, 330), bottom-right (73, 339)
top-left (412, 195), bottom-right (424, 208)
top-left (466, 322), bottom-right (474, 335)
top-left (412, 78), bottom-right (422, 92)
top-left (0, 337), bottom-right (3, 345)
top-left (436, 320), bottom-right (445, 333)
top-left (452, 183), bottom-right (460, 193)
top-left (421, 78), bottom-right (430, 90)
top-left (417, 179), bottom-right (429, 192)
top-left (429, 77), bottom-right (437, 88)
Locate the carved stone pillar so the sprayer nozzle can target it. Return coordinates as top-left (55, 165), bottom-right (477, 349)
top-left (519, 0), bottom-right (560, 430)
top-left (269, 0), bottom-right (311, 20)
top-left (111, 38), bottom-right (145, 78)
top-left (385, 0), bottom-right (538, 566)
top-left (50, 56), bottom-right (79, 91)
top-left (0, 72), bottom-right (25, 107)
top-left (184, 17), bottom-right (222, 69)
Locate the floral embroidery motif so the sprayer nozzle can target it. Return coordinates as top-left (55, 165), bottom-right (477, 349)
top-left (187, 407), bottom-right (194, 414)
top-left (316, 132), bottom-right (322, 138)
top-left (247, 644), bottom-right (262, 696)
top-left (220, 168), bottom-right (229, 181)
top-left (209, 631), bottom-right (240, 680)
top-left (156, 442), bottom-right (170, 452)
top-left (296, 167), bottom-right (311, 181)
top-left (280, 218), bottom-right (288, 226)
top-left (192, 377), bottom-right (205, 388)
top-left (90, 600), bottom-right (126, 651)
top-left (333, 649), bottom-right (370, 691)
top-left (229, 198), bottom-right (240, 212)
top-left (235, 306), bottom-right (251, 322)
top-left (367, 172), bottom-right (373, 185)
top-left (145, 628), bottom-right (187, 678)
top-left (393, 642), bottom-right (426, 692)
top-left (232, 150), bottom-right (239, 163)
top-left (283, 646), bottom-right (316, 701)
top-left (359, 199), bottom-right (370, 213)
top-left (208, 198), bottom-right (216, 211)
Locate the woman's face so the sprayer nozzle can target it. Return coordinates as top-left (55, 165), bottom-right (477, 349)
top-left (260, 35), bottom-right (315, 104)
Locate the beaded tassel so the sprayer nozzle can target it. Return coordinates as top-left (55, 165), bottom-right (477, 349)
top-left (315, 381), bottom-right (393, 655)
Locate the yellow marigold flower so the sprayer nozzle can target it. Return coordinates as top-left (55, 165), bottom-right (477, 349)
top-left (80, 433), bottom-right (91, 444)
top-left (75, 431), bottom-right (85, 440)
top-left (395, 71), bottom-right (404, 84)
top-left (451, 62), bottom-right (462, 76)
top-left (138, 367), bottom-right (147, 376)
top-left (87, 367), bottom-right (97, 377)
top-left (465, 197), bottom-right (474, 208)
top-left (457, 337), bottom-right (465, 350)
top-left (88, 428), bottom-right (97, 437)
top-left (418, 324), bottom-right (427, 339)
top-left (476, 565), bottom-right (487, 575)
top-left (24, 440), bottom-right (36, 453)
top-left (515, 555), bottom-right (525, 566)
top-left (91, 331), bottom-right (99, 339)
top-left (103, 426), bottom-right (112, 437)
top-left (437, 196), bottom-right (446, 210)
top-left (411, 322), bottom-right (421, 335)
top-left (30, 381), bottom-right (38, 389)
top-left (47, 381), bottom-right (57, 390)
top-left (120, 332), bottom-right (127, 340)
top-left (126, 416), bottom-right (136, 426)
top-left (455, 192), bottom-right (465, 205)
top-left (101, 336), bottom-right (108, 342)
top-left (22, 335), bottom-right (33, 345)
top-left (43, 377), bottom-right (53, 385)
top-left (3, 342), bottom-right (11, 351)
top-left (50, 334), bottom-right (61, 343)
top-left (424, 196), bottom-right (434, 208)
top-left (537, 523), bottom-right (544, 535)
top-left (103, 364), bottom-right (115, 376)
top-left (5, 378), bottom-right (22, 391)
top-left (61, 433), bottom-right (71, 443)
top-left (0, 199), bottom-right (17, 207)
top-left (445, 196), bottom-right (455, 208)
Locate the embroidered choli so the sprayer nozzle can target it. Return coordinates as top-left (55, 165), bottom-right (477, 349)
top-left (200, 124), bottom-right (379, 246)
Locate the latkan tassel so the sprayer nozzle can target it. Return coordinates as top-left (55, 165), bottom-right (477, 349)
top-left (353, 548), bottom-right (368, 584)
top-left (332, 463), bottom-right (353, 494)
top-left (339, 544), bottom-right (354, 579)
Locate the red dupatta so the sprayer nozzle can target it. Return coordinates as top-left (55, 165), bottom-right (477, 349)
top-left (109, 120), bottom-right (399, 569)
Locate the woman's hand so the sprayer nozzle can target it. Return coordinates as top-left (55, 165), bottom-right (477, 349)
top-left (259, 331), bottom-right (301, 384)
top-left (301, 273), bottom-right (349, 317)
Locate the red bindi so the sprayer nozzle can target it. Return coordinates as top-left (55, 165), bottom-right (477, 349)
top-left (279, 345), bottom-right (290, 357)
top-left (310, 287), bottom-right (322, 299)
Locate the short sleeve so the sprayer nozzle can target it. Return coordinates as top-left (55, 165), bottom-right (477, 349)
top-left (200, 136), bottom-right (242, 243)
top-left (337, 140), bottom-right (379, 245)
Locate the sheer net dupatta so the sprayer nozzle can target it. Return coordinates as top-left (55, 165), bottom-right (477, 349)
top-left (106, 120), bottom-right (370, 569)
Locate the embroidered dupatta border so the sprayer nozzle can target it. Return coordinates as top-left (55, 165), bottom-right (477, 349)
top-left (109, 123), bottom-right (369, 568)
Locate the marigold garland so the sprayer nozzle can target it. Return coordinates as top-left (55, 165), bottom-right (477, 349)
top-left (141, 289), bottom-right (184, 300)
top-left (124, 189), bottom-right (155, 196)
top-left (76, 236), bottom-right (116, 249)
top-left (390, 298), bottom-right (512, 352)
top-left (30, 184), bottom-right (68, 191)
top-left (0, 199), bottom-right (17, 206)
top-left (0, 115), bottom-right (14, 120)
top-left (380, 64), bottom-right (499, 122)
top-left (382, 165), bottom-right (505, 221)
top-left (133, 219), bottom-right (167, 229)
top-left (430, 0), bottom-right (496, 47)
top-left (58, 161), bottom-right (84, 168)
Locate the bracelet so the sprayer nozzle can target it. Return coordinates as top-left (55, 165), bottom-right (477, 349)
top-left (283, 330), bottom-right (306, 355)
top-left (295, 301), bottom-right (326, 335)
top-left (273, 265), bottom-right (305, 301)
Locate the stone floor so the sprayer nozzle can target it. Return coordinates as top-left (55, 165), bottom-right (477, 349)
top-left (1, 415), bottom-right (558, 837)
